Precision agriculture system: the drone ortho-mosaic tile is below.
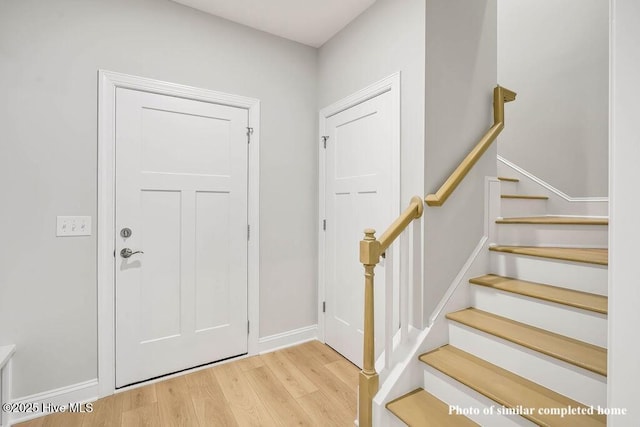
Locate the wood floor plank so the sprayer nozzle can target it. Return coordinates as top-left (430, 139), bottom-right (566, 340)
top-left (41, 411), bottom-right (84, 427)
top-left (191, 397), bottom-right (238, 427)
top-left (154, 376), bottom-right (199, 426)
top-left (297, 390), bottom-right (356, 427)
top-left (15, 418), bottom-right (44, 427)
top-left (184, 368), bottom-right (238, 426)
top-left (17, 341), bottom-right (358, 427)
top-left (82, 393), bottom-right (123, 427)
top-left (245, 365), bottom-right (313, 426)
top-left (213, 361), bottom-right (276, 426)
top-left (324, 359), bottom-right (358, 393)
top-left (232, 355), bottom-right (265, 372)
top-left (261, 350), bottom-right (318, 398)
top-left (489, 246), bottom-right (608, 265)
top-left (446, 308), bottom-right (607, 376)
top-left (119, 384), bottom-right (156, 413)
top-left (304, 340), bottom-right (343, 365)
top-left (387, 388), bottom-right (479, 426)
top-left (420, 346), bottom-right (606, 427)
top-left (281, 344), bottom-right (357, 414)
top-left (470, 274), bottom-right (608, 314)
top-left (120, 403), bottom-right (160, 427)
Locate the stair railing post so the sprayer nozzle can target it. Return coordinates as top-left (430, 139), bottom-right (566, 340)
top-left (359, 228), bottom-right (381, 427)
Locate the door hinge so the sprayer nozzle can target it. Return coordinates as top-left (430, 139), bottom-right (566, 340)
top-left (321, 136), bottom-right (329, 149)
top-left (247, 320), bottom-right (250, 334)
top-left (322, 301), bottom-right (326, 313)
top-left (322, 219), bottom-right (326, 231)
top-left (247, 224), bottom-right (250, 240)
top-left (247, 127), bottom-right (254, 144)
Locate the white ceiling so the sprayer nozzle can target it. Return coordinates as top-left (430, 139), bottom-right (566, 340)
top-left (171, 0), bottom-right (377, 48)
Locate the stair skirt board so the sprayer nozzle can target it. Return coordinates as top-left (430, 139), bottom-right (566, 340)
top-left (470, 285), bottom-right (607, 348)
top-left (448, 323), bottom-right (607, 408)
top-left (490, 252), bottom-right (608, 296)
top-left (494, 223), bottom-right (608, 247)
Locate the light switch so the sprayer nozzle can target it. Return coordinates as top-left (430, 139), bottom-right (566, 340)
top-left (56, 216), bottom-right (92, 236)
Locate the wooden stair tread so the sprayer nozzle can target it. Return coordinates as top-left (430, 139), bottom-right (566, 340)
top-left (497, 176), bottom-right (519, 182)
top-left (496, 216), bottom-right (608, 225)
top-left (489, 246), bottom-right (608, 265)
top-left (501, 194), bottom-right (549, 200)
top-left (470, 274), bottom-right (608, 314)
top-left (386, 388), bottom-right (479, 426)
top-left (446, 308), bottom-right (607, 376)
top-left (419, 346), bottom-right (606, 427)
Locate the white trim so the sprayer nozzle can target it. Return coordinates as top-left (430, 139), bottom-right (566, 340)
top-left (8, 380), bottom-right (98, 425)
top-left (97, 70), bottom-right (260, 398)
top-left (317, 72), bottom-right (402, 343)
top-left (498, 155), bottom-right (609, 202)
top-left (257, 325), bottom-right (318, 354)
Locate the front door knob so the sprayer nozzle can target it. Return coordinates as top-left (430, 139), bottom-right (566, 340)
top-left (120, 248), bottom-right (144, 258)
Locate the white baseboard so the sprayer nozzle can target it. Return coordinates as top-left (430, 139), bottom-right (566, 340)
top-left (258, 324), bottom-right (318, 354)
top-left (8, 379), bottom-right (98, 425)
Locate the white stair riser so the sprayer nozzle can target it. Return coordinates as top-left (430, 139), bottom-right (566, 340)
top-left (423, 366), bottom-right (537, 427)
top-left (500, 180), bottom-right (519, 193)
top-left (495, 224), bottom-right (608, 248)
top-left (490, 252), bottom-right (608, 296)
top-left (448, 324), bottom-right (607, 408)
top-left (500, 198), bottom-right (547, 217)
top-left (470, 286), bottom-right (607, 347)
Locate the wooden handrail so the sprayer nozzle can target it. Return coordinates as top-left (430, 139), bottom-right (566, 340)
top-left (379, 196), bottom-right (424, 252)
top-left (425, 85), bottom-right (516, 207)
top-left (358, 196), bottom-right (424, 427)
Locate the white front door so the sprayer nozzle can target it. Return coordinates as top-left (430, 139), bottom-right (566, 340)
top-left (115, 88), bottom-right (249, 387)
top-left (323, 91), bottom-right (395, 367)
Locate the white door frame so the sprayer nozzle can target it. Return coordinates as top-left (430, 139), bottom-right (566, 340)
top-left (97, 70), bottom-right (260, 397)
top-left (317, 72), bottom-right (401, 342)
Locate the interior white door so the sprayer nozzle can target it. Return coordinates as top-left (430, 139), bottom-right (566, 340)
top-left (115, 88), bottom-right (249, 387)
top-left (323, 91), bottom-right (394, 367)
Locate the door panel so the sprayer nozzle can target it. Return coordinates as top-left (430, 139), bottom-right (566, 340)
top-left (115, 88), bottom-right (248, 387)
top-left (324, 91), bottom-right (393, 368)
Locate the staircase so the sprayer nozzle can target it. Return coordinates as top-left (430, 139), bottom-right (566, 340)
top-left (385, 176), bottom-right (608, 426)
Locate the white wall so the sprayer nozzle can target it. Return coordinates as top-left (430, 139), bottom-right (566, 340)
top-left (423, 0), bottom-right (497, 319)
top-left (609, 0), bottom-right (640, 424)
top-left (0, 0), bottom-right (317, 398)
top-left (498, 0), bottom-right (609, 197)
top-left (318, 0), bottom-right (426, 205)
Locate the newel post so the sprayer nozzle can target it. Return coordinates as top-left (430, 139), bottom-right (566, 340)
top-left (359, 228), bottom-right (381, 427)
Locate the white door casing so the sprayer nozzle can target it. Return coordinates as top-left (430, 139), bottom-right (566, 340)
top-left (98, 71), bottom-right (260, 396)
top-left (318, 73), bottom-right (400, 367)
top-left (115, 88), bottom-right (248, 387)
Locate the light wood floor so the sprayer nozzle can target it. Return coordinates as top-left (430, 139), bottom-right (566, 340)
top-left (16, 340), bottom-right (359, 427)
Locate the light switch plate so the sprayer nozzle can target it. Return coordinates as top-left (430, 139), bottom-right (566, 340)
top-left (57, 216), bottom-right (92, 236)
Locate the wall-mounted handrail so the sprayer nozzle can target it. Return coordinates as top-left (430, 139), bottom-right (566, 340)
top-left (425, 85), bottom-right (516, 207)
top-left (358, 196), bottom-right (424, 427)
